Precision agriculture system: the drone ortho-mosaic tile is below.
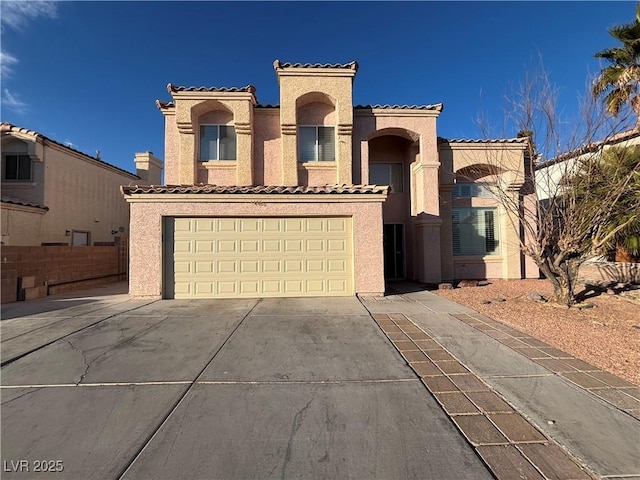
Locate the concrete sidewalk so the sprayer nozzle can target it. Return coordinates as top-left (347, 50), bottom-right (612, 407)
top-left (361, 282), bottom-right (640, 479)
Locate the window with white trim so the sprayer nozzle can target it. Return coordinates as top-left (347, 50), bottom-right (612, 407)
top-left (298, 126), bottom-right (335, 162)
top-left (3, 154), bottom-right (32, 181)
top-left (369, 163), bottom-right (404, 192)
top-left (452, 182), bottom-right (493, 198)
top-left (199, 125), bottom-right (236, 161)
top-left (452, 208), bottom-right (499, 255)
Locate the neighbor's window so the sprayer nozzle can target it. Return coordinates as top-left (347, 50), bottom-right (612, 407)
top-left (199, 125), bottom-right (236, 161)
top-left (298, 126), bottom-right (335, 162)
top-left (452, 208), bottom-right (499, 255)
top-left (369, 163), bottom-right (404, 193)
top-left (452, 182), bottom-right (493, 198)
top-left (3, 154), bottom-right (32, 181)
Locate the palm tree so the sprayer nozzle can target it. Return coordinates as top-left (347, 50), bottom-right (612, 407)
top-left (593, 5), bottom-right (640, 117)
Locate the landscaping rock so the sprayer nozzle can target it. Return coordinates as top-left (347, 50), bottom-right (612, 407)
top-left (490, 297), bottom-right (506, 303)
top-left (438, 283), bottom-right (454, 290)
top-left (458, 280), bottom-right (479, 288)
top-left (527, 292), bottom-right (548, 302)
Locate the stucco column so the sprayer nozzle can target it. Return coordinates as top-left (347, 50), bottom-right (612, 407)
top-left (414, 217), bottom-right (443, 284)
top-left (439, 184), bottom-right (454, 281)
top-left (337, 124), bottom-right (353, 184)
top-left (281, 125), bottom-right (298, 185)
top-left (178, 132), bottom-right (196, 184)
top-left (235, 122), bottom-right (253, 186)
top-left (502, 186), bottom-right (524, 279)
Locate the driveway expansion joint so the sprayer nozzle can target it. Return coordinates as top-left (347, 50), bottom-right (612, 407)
top-left (370, 311), bottom-right (598, 480)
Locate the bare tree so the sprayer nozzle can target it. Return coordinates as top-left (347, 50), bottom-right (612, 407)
top-left (472, 69), bottom-right (640, 306)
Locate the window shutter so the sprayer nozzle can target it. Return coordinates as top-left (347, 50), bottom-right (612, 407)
top-left (452, 210), bottom-right (461, 255)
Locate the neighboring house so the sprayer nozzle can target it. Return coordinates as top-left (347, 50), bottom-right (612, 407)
top-left (1, 123), bottom-right (162, 246)
top-left (536, 127), bottom-right (640, 203)
top-left (122, 60), bottom-right (537, 300)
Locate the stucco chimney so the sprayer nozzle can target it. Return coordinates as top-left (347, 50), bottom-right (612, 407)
top-left (134, 152), bottom-right (163, 185)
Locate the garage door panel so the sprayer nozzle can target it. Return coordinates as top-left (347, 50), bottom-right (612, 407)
top-left (168, 216), bottom-right (353, 299)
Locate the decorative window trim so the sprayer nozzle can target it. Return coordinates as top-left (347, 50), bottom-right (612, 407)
top-left (199, 124), bottom-right (237, 162)
top-left (298, 126), bottom-right (335, 162)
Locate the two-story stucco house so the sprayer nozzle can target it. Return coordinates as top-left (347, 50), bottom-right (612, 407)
top-left (122, 61), bottom-right (537, 300)
top-left (1, 122), bottom-right (162, 247)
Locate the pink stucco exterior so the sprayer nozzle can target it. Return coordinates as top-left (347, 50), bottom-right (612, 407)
top-left (126, 61), bottom-right (537, 299)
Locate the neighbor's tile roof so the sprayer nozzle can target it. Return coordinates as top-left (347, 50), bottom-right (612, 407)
top-left (356, 104), bottom-right (443, 111)
top-left (1, 123), bottom-right (139, 179)
top-left (167, 83), bottom-right (256, 94)
top-left (273, 60), bottom-right (358, 71)
top-left (437, 136), bottom-right (528, 144)
top-left (1, 195), bottom-right (49, 211)
top-left (121, 184), bottom-right (388, 195)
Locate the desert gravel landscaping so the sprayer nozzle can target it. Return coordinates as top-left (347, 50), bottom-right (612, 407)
top-left (434, 279), bottom-right (640, 386)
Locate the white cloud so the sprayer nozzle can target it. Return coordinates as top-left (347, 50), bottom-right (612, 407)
top-left (2, 88), bottom-right (28, 113)
top-left (0, 1), bottom-right (58, 32)
top-left (1, 50), bottom-right (18, 78)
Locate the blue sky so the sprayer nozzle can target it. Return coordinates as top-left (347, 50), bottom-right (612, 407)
top-left (0, 1), bottom-right (635, 175)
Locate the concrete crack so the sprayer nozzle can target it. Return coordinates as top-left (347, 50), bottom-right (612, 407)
top-left (68, 340), bottom-right (90, 385)
top-left (281, 397), bottom-right (314, 479)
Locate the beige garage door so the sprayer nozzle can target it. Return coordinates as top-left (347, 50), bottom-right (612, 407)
top-left (165, 217), bottom-right (354, 299)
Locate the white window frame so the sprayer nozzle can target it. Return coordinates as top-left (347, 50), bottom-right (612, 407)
top-left (298, 126), bottom-right (335, 162)
top-left (3, 154), bottom-right (32, 181)
top-left (452, 207), bottom-right (499, 256)
top-left (199, 124), bottom-right (237, 162)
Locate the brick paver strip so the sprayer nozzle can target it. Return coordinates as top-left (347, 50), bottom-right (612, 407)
top-left (411, 361), bottom-right (441, 377)
top-left (520, 337), bottom-right (552, 348)
top-left (537, 347), bottom-right (574, 358)
top-left (406, 331), bottom-right (429, 340)
top-left (433, 392), bottom-right (480, 415)
top-left (386, 332), bottom-right (410, 341)
top-left (372, 312), bottom-right (595, 480)
top-left (421, 376), bottom-right (459, 393)
top-left (435, 360), bottom-right (470, 375)
top-left (484, 329), bottom-right (514, 340)
top-left (425, 349), bottom-right (455, 362)
top-left (563, 372), bottom-right (609, 389)
top-left (413, 339), bottom-right (440, 350)
top-left (622, 387), bottom-right (640, 400)
top-left (466, 392), bottom-right (515, 414)
top-left (488, 413), bottom-right (547, 443)
top-left (449, 374), bottom-right (491, 392)
top-left (587, 371), bottom-right (636, 388)
top-left (391, 340), bottom-right (419, 351)
top-left (513, 347), bottom-right (551, 359)
top-left (476, 445), bottom-right (546, 480)
top-left (534, 358), bottom-right (577, 373)
top-left (593, 389), bottom-right (640, 410)
top-left (517, 443), bottom-right (593, 480)
top-left (401, 350), bottom-right (431, 363)
top-left (561, 358), bottom-right (602, 372)
top-left (452, 416), bottom-right (508, 446)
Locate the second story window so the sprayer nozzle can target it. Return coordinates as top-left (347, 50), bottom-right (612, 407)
top-left (199, 125), bottom-right (236, 161)
top-left (298, 126), bottom-right (335, 162)
top-left (369, 163), bottom-right (404, 192)
top-left (3, 154), bottom-right (32, 181)
top-left (452, 182), bottom-right (493, 198)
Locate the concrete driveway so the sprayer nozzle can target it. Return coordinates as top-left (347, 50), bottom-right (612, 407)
top-left (1, 287), bottom-right (492, 480)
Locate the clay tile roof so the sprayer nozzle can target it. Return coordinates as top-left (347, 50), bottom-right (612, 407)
top-left (121, 184), bottom-right (388, 195)
top-left (1, 195), bottom-right (49, 211)
top-left (437, 136), bottom-right (527, 144)
top-left (356, 104), bottom-right (443, 112)
top-left (167, 83), bottom-right (257, 94)
top-left (155, 100), bottom-right (175, 110)
top-left (273, 60), bottom-right (358, 71)
top-left (1, 123), bottom-right (139, 178)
